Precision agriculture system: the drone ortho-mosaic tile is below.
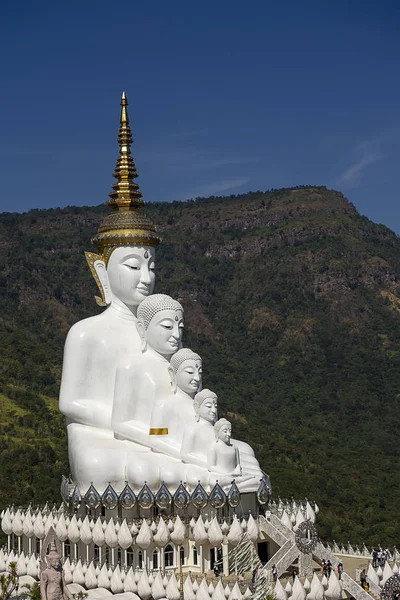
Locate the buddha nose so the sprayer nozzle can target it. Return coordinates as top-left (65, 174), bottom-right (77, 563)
top-left (140, 266), bottom-right (151, 285)
top-left (172, 323), bottom-right (181, 339)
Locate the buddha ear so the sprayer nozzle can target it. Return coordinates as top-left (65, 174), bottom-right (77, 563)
top-left (168, 366), bottom-right (177, 392)
top-left (136, 321), bottom-right (147, 352)
top-left (85, 252), bottom-right (112, 306)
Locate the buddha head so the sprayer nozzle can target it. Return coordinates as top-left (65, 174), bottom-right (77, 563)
top-left (169, 348), bottom-right (202, 397)
top-left (85, 93), bottom-right (160, 310)
top-left (193, 389), bottom-right (218, 424)
top-left (137, 293), bottom-right (184, 358)
top-left (214, 418), bottom-right (232, 444)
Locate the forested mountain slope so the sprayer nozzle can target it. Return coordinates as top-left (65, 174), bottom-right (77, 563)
top-left (1, 185), bottom-right (400, 545)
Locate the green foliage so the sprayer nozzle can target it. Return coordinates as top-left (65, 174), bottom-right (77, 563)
top-left (20, 582), bottom-right (41, 600)
top-left (0, 562), bottom-right (19, 600)
top-left (1, 186), bottom-right (400, 545)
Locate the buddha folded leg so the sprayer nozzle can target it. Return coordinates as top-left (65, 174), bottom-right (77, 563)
top-left (158, 460), bottom-right (210, 492)
top-left (67, 423), bottom-right (127, 493)
top-left (232, 438), bottom-right (255, 458)
top-left (68, 423), bottom-right (155, 494)
top-left (125, 447), bottom-right (167, 491)
top-left (239, 456), bottom-right (264, 476)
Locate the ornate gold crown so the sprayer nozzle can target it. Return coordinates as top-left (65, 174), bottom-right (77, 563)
top-left (91, 92), bottom-right (161, 264)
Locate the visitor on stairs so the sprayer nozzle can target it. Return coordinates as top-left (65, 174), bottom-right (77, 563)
top-left (360, 569), bottom-right (367, 590)
top-left (372, 549), bottom-right (378, 568)
top-left (272, 565), bottom-right (278, 582)
top-left (337, 562), bottom-right (343, 580)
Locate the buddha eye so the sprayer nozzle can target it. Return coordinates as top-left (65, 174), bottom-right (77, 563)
top-left (161, 324), bottom-right (173, 330)
top-left (149, 264), bottom-right (156, 271)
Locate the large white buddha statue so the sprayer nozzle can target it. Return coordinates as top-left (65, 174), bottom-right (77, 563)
top-left (59, 93), bottom-right (161, 493)
top-left (59, 93), bottom-right (270, 498)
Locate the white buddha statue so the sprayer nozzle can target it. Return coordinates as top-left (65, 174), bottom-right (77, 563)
top-left (207, 418), bottom-right (242, 477)
top-left (150, 348), bottom-right (202, 460)
top-left (112, 294), bottom-right (184, 448)
top-left (59, 93), bottom-right (270, 497)
top-left (181, 389), bottom-right (264, 491)
top-left (59, 93), bottom-right (161, 493)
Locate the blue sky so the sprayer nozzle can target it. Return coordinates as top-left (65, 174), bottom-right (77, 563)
top-left (1, 1), bottom-right (399, 231)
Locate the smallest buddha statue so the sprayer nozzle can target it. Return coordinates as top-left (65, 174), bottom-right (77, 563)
top-left (40, 542), bottom-right (71, 600)
top-left (207, 418), bottom-right (242, 478)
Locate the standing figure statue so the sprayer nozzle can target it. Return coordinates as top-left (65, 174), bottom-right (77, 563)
top-left (40, 529), bottom-right (71, 600)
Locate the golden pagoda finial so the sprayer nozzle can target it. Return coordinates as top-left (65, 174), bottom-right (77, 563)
top-left (91, 92), bottom-right (160, 264)
top-left (107, 91), bottom-right (144, 210)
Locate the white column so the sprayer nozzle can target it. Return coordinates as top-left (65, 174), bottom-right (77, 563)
top-left (222, 543), bottom-right (229, 576)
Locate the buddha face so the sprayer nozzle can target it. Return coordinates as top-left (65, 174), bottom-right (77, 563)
top-left (217, 422), bottom-right (232, 444)
top-left (145, 309), bottom-right (184, 356)
top-left (107, 246), bottom-right (156, 307)
top-left (197, 397), bottom-right (218, 424)
top-left (176, 359), bottom-right (202, 395)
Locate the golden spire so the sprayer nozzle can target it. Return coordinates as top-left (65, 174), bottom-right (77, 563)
top-left (92, 92), bottom-right (160, 263)
top-left (107, 91), bottom-right (144, 210)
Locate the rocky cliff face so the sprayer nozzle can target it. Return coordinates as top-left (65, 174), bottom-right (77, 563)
top-left (1, 186), bottom-right (400, 545)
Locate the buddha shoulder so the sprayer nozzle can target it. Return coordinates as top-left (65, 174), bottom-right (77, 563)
top-left (65, 309), bottom-right (137, 344)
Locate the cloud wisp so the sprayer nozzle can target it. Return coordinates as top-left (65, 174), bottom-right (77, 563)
top-left (188, 177), bottom-right (251, 198)
top-left (337, 150), bottom-right (383, 185)
top-left (335, 132), bottom-right (394, 187)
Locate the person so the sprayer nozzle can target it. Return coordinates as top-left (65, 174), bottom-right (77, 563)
top-left (327, 560), bottom-right (332, 577)
top-left (360, 568), bottom-right (367, 590)
top-left (322, 560), bottom-right (328, 578)
top-left (378, 549), bottom-right (384, 567)
top-left (251, 565), bottom-right (260, 591)
top-left (372, 549), bottom-right (378, 568)
top-left (213, 562), bottom-right (220, 577)
top-left (272, 565), bottom-right (278, 582)
top-left (337, 562), bottom-right (343, 580)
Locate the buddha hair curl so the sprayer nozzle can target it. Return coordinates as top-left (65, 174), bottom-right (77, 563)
top-left (193, 389), bottom-right (218, 421)
top-left (214, 418), bottom-right (231, 441)
top-left (170, 348), bottom-right (202, 373)
top-left (137, 294), bottom-right (183, 330)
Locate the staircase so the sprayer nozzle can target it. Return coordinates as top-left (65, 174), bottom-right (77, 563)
top-left (258, 515), bottom-right (376, 600)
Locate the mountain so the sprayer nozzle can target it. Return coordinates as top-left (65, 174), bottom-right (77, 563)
top-left (1, 185), bottom-right (400, 546)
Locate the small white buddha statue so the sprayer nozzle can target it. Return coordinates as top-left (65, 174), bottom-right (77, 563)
top-left (181, 389), bottom-right (264, 491)
top-left (150, 348), bottom-right (202, 460)
top-left (181, 389), bottom-right (218, 468)
top-left (207, 418), bottom-right (241, 477)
